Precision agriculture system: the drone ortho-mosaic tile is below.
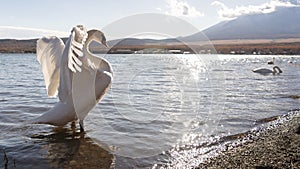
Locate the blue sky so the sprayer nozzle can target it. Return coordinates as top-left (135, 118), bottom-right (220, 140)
top-left (0, 0), bottom-right (299, 39)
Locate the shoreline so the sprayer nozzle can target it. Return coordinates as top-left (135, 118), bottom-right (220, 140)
top-left (1, 38), bottom-right (300, 55)
top-left (197, 112), bottom-right (300, 169)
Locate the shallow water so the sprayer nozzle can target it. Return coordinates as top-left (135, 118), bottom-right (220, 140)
top-left (0, 53), bottom-right (299, 168)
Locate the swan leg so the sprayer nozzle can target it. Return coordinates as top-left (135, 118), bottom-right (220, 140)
top-left (79, 120), bottom-right (84, 132)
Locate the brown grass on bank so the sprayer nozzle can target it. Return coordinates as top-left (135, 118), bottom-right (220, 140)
top-left (1, 38), bottom-right (300, 55)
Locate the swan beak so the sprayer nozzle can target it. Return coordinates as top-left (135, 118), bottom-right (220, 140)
top-left (103, 42), bottom-right (109, 48)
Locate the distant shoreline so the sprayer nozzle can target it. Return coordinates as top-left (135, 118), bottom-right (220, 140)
top-left (1, 38), bottom-right (300, 55)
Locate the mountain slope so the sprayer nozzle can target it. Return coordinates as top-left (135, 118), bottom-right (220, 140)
top-left (184, 6), bottom-right (300, 41)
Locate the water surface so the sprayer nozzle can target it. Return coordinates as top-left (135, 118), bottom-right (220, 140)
top-left (0, 53), bottom-right (299, 168)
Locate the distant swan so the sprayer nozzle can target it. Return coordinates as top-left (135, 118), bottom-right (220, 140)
top-left (252, 66), bottom-right (282, 75)
top-left (32, 25), bottom-right (112, 131)
top-left (267, 57), bottom-right (275, 64)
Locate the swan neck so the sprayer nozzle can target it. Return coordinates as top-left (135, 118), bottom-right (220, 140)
top-left (273, 66), bottom-right (282, 73)
top-left (84, 38), bottom-right (93, 56)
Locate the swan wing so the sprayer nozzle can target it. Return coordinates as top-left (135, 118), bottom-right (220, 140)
top-left (36, 36), bottom-right (65, 97)
top-left (67, 26), bottom-right (88, 73)
top-left (72, 54), bottom-right (113, 121)
top-left (58, 26), bottom-right (88, 101)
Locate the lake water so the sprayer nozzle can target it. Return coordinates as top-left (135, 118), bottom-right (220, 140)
top-left (0, 53), bottom-right (299, 168)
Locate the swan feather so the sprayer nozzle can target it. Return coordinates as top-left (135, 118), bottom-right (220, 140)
top-left (36, 36), bottom-right (65, 97)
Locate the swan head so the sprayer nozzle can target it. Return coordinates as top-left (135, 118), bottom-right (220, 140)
top-left (87, 29), bottom-right (108, 47)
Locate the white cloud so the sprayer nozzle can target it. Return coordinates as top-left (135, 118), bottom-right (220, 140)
top-left (279, 0), bottom-right (300, 5)
top-left (0, 26), bottom-right (69, 39)
top-left (164, 0), bottom-right (204, 17)
top-left (211, 0), bottom-right (299, 19)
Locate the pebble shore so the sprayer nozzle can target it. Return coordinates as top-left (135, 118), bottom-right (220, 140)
top-left (198, 113), bottom-right (300, 169)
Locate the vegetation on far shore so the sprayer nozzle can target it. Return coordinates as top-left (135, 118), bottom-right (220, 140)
top-left (1, 38), bottom-right (300, 55)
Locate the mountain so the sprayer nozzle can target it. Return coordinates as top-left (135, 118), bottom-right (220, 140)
top-left (183, 6), bottom-right (300, 41)
top-left (106, 38), bottom-right (180, 47)
top-left (2, 6), bottom-right (300, 54)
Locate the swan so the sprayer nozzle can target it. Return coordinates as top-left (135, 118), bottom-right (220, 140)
top-left (252, 66), bottom-right (282, 75)
top-left (32, 25), bottom-right (112, 132)
top-left (267, 57), bottom-right (275, 64)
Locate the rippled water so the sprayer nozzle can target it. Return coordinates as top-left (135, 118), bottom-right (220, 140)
top-left (0, 53), bottom-right (299, 168)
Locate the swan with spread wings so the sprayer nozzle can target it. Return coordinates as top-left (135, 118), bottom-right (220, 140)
top-left (32, 25), bottom-right (112, 131)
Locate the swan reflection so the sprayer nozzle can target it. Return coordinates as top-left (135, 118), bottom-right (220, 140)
top-left (31, 125), bottom-right (114, 168)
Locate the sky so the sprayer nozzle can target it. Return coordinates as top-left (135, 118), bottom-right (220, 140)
top-left (0, 0), bottom-right (299, 39)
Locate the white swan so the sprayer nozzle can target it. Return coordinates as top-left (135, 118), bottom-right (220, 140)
top-left (32, 25), bottom-right (112, 131)
top-left (252, 66), bottom-right (282, 75)
top-left (267, 57), bottom-right (275, 64)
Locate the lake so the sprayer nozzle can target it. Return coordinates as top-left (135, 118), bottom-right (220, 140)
top-left (0, 53), bottom-right (299, 168)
